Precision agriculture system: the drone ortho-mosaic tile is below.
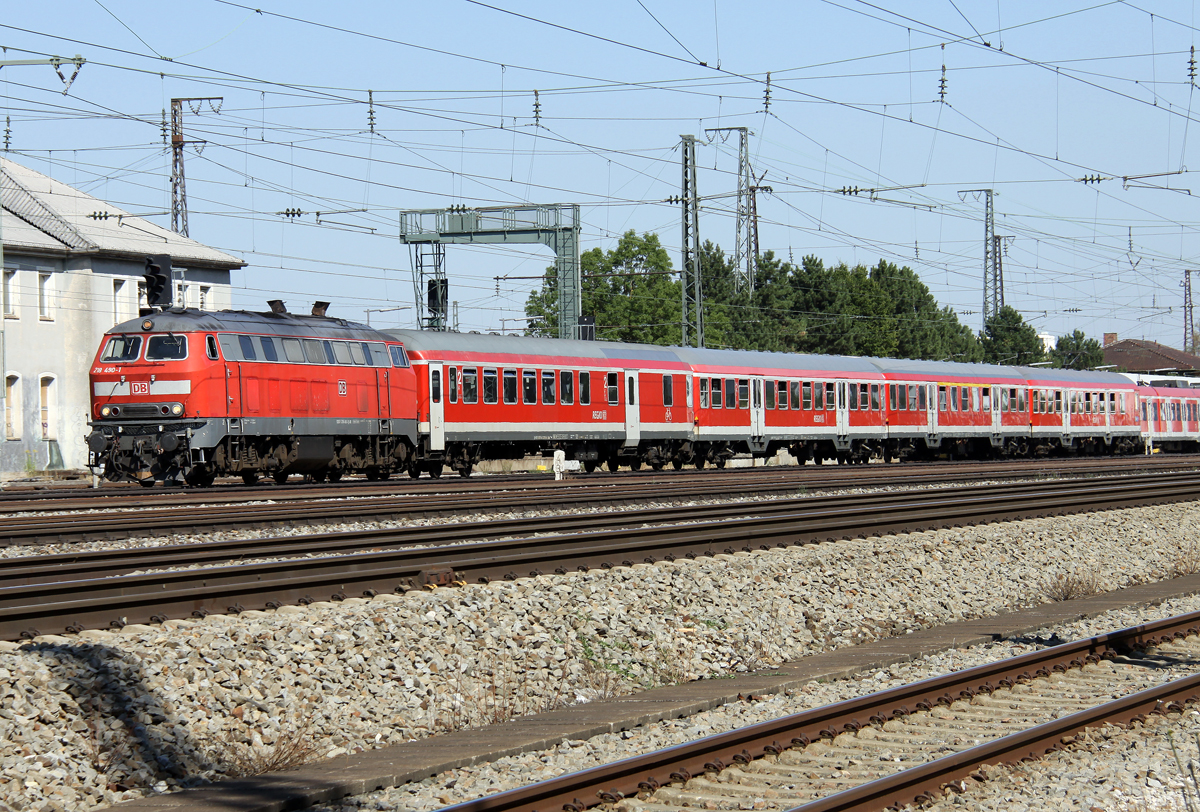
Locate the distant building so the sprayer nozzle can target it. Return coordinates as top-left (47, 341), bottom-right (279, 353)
top-left (1037, 332), bottom-right (1056, 354)
top-left (1, 157), bottom-right (244, 473)
top-left (1101, 334), bottom-right (1200, 375)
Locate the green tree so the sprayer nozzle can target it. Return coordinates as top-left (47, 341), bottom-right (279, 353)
top-left (980, 306), bottom-right (1047, 366)
top-left (1050, 329), bottom-right (1104, 370)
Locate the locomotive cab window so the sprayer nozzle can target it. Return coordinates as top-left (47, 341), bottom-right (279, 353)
top-left (205, 335), bottom-right (219, 361)
top-left (238, 335), bottom-right (257, 361)
top-left (662, 374), bottom-right (673, 407)
top-left (560, 371), bottom-right (574, 405)
top-left (146, 334), bottom-right (188, 361)
top-left (260, 337), bottom-right (279, 362)
top-left (101, 335), bottom-right (141, 362)
top-left (579, 371), bottom-right (590, 405)
top-left (448, 367), bottom-right (458, 403)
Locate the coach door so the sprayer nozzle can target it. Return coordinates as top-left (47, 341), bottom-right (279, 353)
top-left (226, 363), bottom-right (242, 422)
top-left (927, 384), bottom-right (938, 434)
top-left (624, 370), bottom-right (641, 446)
top-left (990, 387), bottom-right (1001, 434)
top-left (750, 377), bottom-right (765, 436)
top-left (377, 368), bottom-right (390, 422)
top-left (429, 362), bottom-right (445, 451)
top-left (833, 381), bottom-right (848, 435)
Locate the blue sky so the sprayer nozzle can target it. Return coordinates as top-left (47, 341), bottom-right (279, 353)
top-left (4, 1), bottom-right (1200, 348)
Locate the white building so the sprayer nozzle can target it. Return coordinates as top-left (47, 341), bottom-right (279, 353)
top-left (0, 157), bottom-right (244, 473)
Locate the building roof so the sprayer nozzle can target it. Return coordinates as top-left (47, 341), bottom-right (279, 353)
top-left (0, 157), bottom-right (244, 269)
top-left (1102, 338), bottom-right (1200, 372)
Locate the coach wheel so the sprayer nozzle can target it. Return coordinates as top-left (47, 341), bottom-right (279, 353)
top-left (407, 464), bottom-right (421, 479)
top-left (327, 469), bottom-right (343, 483)
top-left (629, 460), bottom-right (642, 472)
top-left (458, 466), bottom-right (472, 478)
top-left (694, 457), bottom-right (706, 470)
top-left (188, 468), bottom-right (216, 488)
top-left (241, 471), bottom-right (259, 486)
top-left (427, 463), bottom-right (443, 479)
top-left (310, 469), bottom-right (327, 484)
top-left (607, 458), bottom-right (620, 473)
top-left (714, 458), bottom-right (726, 469)
top-left (272, 471), bottom-right (289, 485)
top-left (672, 458), bottom-right (684, 471)
top-left (584, 460), bottom-right (598, 473)
top-left (365, 468), bottom-right (380, 481)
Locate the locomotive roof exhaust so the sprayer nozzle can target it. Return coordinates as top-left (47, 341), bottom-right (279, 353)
top-left (268, 300), bottom-right (287, 314)
top-left (312, 301), bottom-right (330, 317)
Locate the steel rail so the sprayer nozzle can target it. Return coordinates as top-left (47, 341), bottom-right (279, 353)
top-left (1, 455), bottom-right (1194, 514)
top-left (3, 475), bottom-right (1199, 641)
top-left (5, 462), bottom-right (1200, 547)
top-left (438, 611), bottom-right (1200, 812)
top-left (5, 473), bottom-right (1200, 588)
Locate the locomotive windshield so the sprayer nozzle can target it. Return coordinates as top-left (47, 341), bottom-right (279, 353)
top-left (146, 334), bottom-right (188, 360)
top-left (100, 335), bottom-right (141, 362)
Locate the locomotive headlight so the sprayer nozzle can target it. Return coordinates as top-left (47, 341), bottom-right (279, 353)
top-left (141, 318), bottom-right (154, 331)
top-left (171, 403), bottom-right (184, 416)
top-left (100, 405), bottom-right (112, 417)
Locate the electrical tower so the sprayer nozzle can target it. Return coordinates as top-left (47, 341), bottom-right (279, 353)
top-left (748, 177), bottom-right (772, 271)
top-left (705, 126), bottom-right (754, 293)
top-left (398, 204), bottom-right (581, 337)
top-left (170, 97), bottom-right (222, 237)
top-left (960, 188), bottom-right (998, 326)
top-left (679, 134), bottom-right (704, 348)
top-left (1185, 270), bottom-right (1196, 354)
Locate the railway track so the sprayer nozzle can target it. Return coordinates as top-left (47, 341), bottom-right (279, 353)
top-left (5, 472), bottom-right (1199, 641)
top-left (5, 457), bottom-right (1200, 546)
top-left (444, 611), bottom-right (1200, 812)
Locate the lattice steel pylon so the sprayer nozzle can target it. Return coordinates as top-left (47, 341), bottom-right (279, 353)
top-left (705, 126), bottom-right (753, 293)
top-left (170, 97), bottom-right (222, 238)
top-left (960, 188), bottom-right (998, 326)
top-left (398, 204), bottom-right (581, 336)
top-left (680, 135), bottom-right (704, 348)
top-left (1184, 270), bottom-right (1196, 354)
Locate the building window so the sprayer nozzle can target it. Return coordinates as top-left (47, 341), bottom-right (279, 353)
top-left (38, 273), bottom-right (52, 320)
top-left (112, 279), bottom-right (125, 325)
top-left (5, 375), bottom-right (19, 440)
top-left (3, 269), bottom-right (16, 317)
top-left (39, 376), bottom-right (54, 440)
top-left (199, 286), bottom-right (210, 310)
top-left (176, 283), bottom-right (188, 308)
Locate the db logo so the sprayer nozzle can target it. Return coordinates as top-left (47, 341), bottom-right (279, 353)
top-left (338, 380), bottom-right (348, 396)
top-left (131, 382), bottom-right (150, 396)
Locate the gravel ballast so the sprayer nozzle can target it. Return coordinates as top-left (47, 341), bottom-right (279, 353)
top-left (3, 501), bottom-right (1200, 811)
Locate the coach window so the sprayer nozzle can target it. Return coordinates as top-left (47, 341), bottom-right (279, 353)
top-left (888, 384), bottom-right (897, 410)
top-left (971, 388), bottom-right (980, 412)
top-left (752, 380), bottom-right (761, 409)
top-left (700, 378), bottom-right (710, 408)
top-left (790, 381), bottom-right (800, 410)
top-left (916, 385), bottom-right (926, 410)
top-left (938, 385), bottom-right (947, 412)
top-left (448, 367), bottom-right (458, 404)
top-left (738, 379), bottom-right (749, 409)
top-left (662, 374), bottom-right (673, 407)
top-left (483, 369), bottom-right (499, 404)
top-left (1054, 390), bottom-right (1062, 413)
top-left (260, 337), bottom-right (279, 362)
top-left (765, 379), bottom-right (775, 409)
top-left (503, 369), bottom-right (518, 404)
top-left (1119, 393), bottom-right (1126, 414)
top-left (1017, 389), bottom-right (1027, 412)
top-left (237, 335), bottom-right (257, 361)
top-left (1083, 393), bottom-right (1091, 414)
top-left (871, 384), bottom-right (881, 410)
top-left (463, 368), bottom-right (478, 403)
top-left (301, 339), bottom-right (324, 364)
top-left (775, 381), bottom-right (786, 409)
top-left (627, 375), bottom-right (636, 406)
top-left (607, 372), bottom-right (619, 405)
top-left (810, 382), bottom-right (820, 410)
top-left (431, 369), bottom-right (441, 404)
top-left (561, 371), bottom-right (574, 405)
top-left (521, 370), bottom-right (537, 404)
top-left (542, 371), bottom-right (556, 405)
top-left (579, 372), bottom-right (591, 405)
top-left (907, 384), bottom-right (917, 411)
top-left (848, 383), bottom-right (858, 411)
top-left (723, 378), bottom-right (735, 409)
top-left (824, 382), bottom-right (836, 410)
top-left (711, 378), bottom-right (722, 408)
top-left (861, 385), bottom-right (872, 411)
top-left (950, 387), bottom-right (959, 412)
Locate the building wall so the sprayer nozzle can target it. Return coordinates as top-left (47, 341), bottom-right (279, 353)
top-left (1, 253), bottom-right (231, 473)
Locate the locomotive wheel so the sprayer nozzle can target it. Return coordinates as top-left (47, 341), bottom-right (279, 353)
top-left (672, 459), bottom-right (684, 470)
top-left (188, 468), bottom-right (216, 488)
top-left (272, 471), bottom-right (289, 485)
top-left (241, 471), bottom-right (259, 486)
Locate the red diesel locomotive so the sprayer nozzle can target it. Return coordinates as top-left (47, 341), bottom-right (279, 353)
top-left (86, 303), bottom-right (1190, 486)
